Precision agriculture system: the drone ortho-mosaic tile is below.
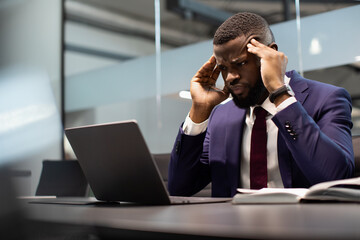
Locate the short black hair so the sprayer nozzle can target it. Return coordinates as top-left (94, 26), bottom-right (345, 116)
top-left (213, 12), bottom-right (274, 45)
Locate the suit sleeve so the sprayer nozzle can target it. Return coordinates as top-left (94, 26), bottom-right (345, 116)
top-left (167, 125), bottom-right (211, 196)
top-left (272, 87), bottom-right (354, 185)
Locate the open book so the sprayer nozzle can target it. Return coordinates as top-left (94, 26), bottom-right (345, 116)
top-left (232, 177), bottom-right (360, 204)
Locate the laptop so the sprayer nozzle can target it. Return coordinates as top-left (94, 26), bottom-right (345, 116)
top-left (64, 120), bottom-right (231, 205)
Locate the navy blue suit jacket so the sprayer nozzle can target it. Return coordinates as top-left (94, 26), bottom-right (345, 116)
top-left (168, 70), bottom-right (354, 197)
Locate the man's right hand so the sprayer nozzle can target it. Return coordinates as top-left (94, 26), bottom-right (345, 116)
top-left (189, 56), bottom-right (229, 123)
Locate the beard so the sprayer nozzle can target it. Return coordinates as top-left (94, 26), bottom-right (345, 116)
top-left (230, 77), bottom-right (267, 109)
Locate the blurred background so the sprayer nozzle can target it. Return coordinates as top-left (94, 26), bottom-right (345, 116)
top-left (0, 0), bottom-right (359, 197)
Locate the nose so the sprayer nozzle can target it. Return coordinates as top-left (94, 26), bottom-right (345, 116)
top-left (225, 70), bottom-right (240, 85)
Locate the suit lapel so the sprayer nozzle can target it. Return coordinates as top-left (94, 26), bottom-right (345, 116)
top-left (287, 70), bottom-right (309, 105)
top-left (225, 102), bottom-right (246, 194)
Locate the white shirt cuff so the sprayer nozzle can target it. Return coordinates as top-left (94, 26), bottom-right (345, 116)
top-left (182, 113), bottom-right (208, 136)
top-left (275, 96), bottom-right (297, 113)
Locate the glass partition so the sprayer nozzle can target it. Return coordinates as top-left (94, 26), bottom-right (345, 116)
top-left (64, 1), bottom-right (360, 157)
top-left (298, 5), bottom-right (360, 133)
top-left (0, 0), bottom-right (63, 195)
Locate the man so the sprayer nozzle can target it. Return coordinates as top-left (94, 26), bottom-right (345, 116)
top-left (168, 12), bottom-right (354, 197)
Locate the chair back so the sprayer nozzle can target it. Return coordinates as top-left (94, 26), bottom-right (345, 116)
top-left (36, 160), bottom-right (88, 197)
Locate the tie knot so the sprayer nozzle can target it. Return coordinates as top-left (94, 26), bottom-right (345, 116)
top-left (254, 107), bottom-right (267, 119)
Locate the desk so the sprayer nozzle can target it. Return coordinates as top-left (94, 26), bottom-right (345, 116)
top-left (22, 199), bottom-right (360, 240)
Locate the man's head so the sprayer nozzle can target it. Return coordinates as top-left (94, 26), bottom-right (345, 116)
top-left (213, 12), bottom-right (276, 108)
top-left (213, 12), bottom-right (275, 46)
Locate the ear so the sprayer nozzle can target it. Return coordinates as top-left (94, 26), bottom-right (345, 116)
top-left (268, 42), bottom-right (278, 51)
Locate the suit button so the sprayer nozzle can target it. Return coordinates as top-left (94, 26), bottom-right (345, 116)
top-left (175, 140), bottom-right (180, 153)
top-left (291, 132), bottom-right (297, 140)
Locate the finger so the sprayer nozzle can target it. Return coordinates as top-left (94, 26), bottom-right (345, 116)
top-left (247, 39), bottom-right (270, 58)
top-left (193, 57), bottom-right (218, 83)
top-left (250, 38), bottom-right (264, 47)
top-left (209, 65), bottom-right (221, 83)
top-left (246, 43), bottom-right (259, 56)
top-left (196, 56), bottom-right (216, 76)
top-left (247, 43), bottom-right (262, 58)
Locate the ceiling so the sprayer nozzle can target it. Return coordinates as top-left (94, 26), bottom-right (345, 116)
top-left (65, 0), bottom-right (359, 47)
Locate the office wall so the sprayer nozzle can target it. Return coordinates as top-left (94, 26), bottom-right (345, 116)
top-left (64, 21), bottom-right (169, 77)
top-left (0, 0), bottom-right (63, 195)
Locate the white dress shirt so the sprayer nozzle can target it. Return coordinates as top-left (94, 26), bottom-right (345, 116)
top-left (182, 76), bottom-right (297, 188)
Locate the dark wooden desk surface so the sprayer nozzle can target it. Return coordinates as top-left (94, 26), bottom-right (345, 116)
top-left (21, 198), bottom-right (360, 240)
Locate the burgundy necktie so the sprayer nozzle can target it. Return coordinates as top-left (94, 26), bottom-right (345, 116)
top-left (250, 107), bottom-right (268, 189)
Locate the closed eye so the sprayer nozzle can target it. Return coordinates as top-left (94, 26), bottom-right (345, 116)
top-left (236, 61), bottom-right (247, 67)
top-left (218, 65), bottom-right (226, 71)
